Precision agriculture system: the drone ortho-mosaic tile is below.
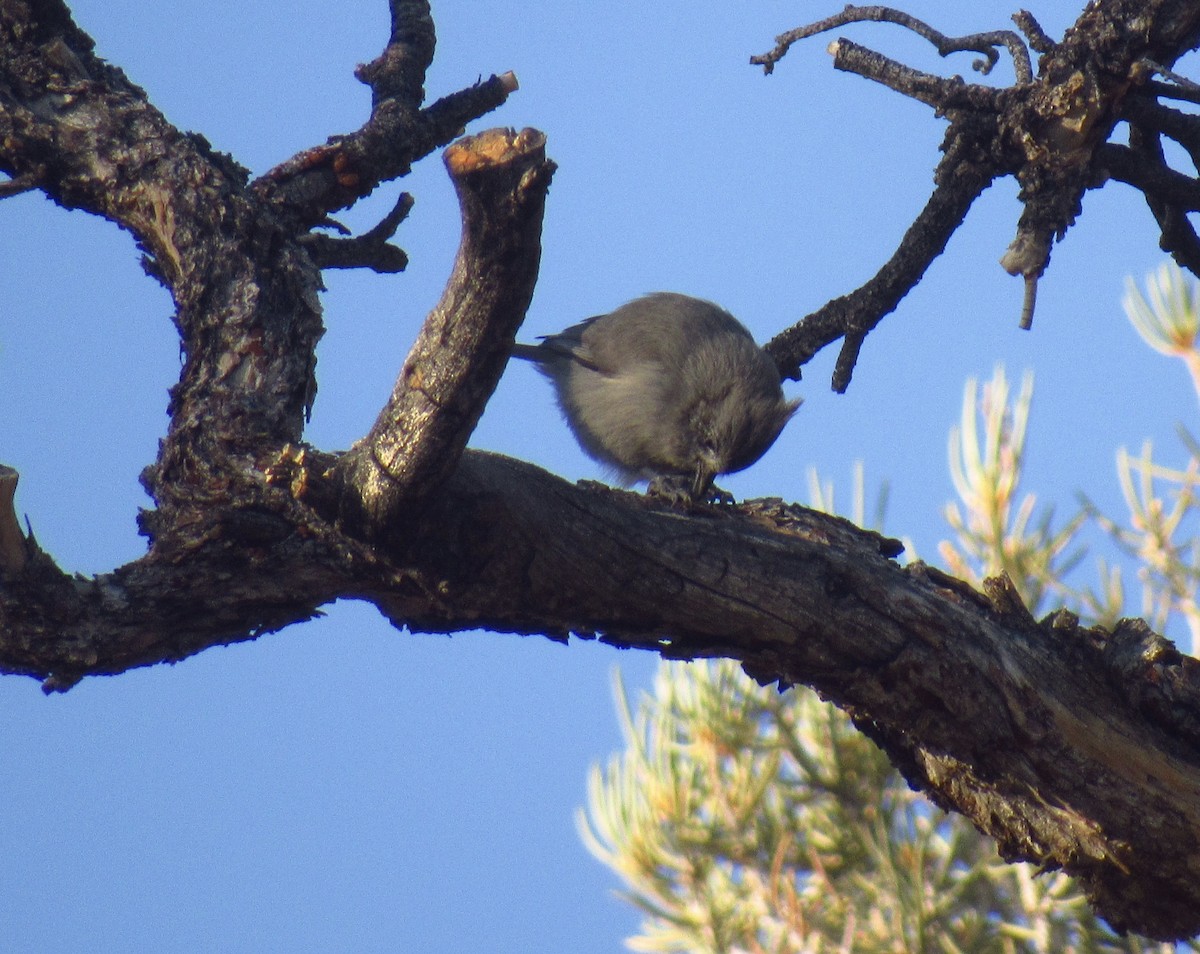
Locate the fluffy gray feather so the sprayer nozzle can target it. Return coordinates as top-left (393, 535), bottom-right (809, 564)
top-left (511, 293), bottom-right (800, 501)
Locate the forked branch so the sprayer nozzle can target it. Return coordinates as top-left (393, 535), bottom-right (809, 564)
top-left (751, 4), bottom-right (1033, 83)
top-left (754, 1), bottom-right (1200, 388)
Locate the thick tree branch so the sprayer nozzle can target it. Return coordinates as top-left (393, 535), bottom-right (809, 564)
top-left (335, 128), bottom-right (554, 535)
top-left (0, 0), bottom-right (322, 492)
top-left (10, 0), bottom-right (1200, 942)
top-left (5, 450), bottom-right (1200, 937)
top-left (385, 456), bottom-right (1200, 942)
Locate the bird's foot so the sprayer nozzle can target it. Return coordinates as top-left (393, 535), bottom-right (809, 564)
top-left (647, 476), bottom-right (735, 506)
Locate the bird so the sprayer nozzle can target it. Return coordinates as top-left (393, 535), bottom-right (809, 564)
top-left (510, 292), bottom-right (800, 502)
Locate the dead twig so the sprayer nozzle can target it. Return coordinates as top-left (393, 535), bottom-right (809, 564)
top-left (752, 5), bottom-right (1032, 83)
top-left (300, 192), bottom-right (415, 273)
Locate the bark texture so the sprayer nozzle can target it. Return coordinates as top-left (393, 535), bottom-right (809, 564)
top-left (4, 0), bottom-right (1200, 941)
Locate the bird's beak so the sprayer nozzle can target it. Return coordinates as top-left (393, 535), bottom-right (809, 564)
top-left (691, 462), bottom-right (717, 501)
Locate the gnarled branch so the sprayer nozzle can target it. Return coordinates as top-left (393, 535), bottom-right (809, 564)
top-left (335, 128), bottom-right (554, 535)
top-left (7, 0), bottom-right (1200, 942)
top-left (12, 446), bottom-right (1200, 937)
top-left (751, 4), bottom-right (1033, 83)
top-left (754, 0), bottom-right (1200, 386)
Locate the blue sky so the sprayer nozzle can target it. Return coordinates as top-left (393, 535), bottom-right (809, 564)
top-left (1, 2), bottom-right (1194, 951)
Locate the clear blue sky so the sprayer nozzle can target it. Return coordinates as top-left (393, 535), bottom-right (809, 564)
top-left (0, 2), bottom-right (1191, 951)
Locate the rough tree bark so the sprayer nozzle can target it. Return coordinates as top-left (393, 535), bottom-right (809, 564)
top-left (4, 0), bottom-right (1200, 941)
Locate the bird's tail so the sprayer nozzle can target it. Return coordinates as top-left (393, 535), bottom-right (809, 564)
top-left (509, 342), bottom-right (547, 362)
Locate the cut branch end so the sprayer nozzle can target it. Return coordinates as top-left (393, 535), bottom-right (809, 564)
top-left (0, 465), bottom-right (28, 575)
top-left (335, 126), bottom-right (553, 536)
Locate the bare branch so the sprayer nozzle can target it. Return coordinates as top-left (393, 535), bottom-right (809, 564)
top-left (1095, 143), bottom-right (1200, 211)
top-left (756, 1), bottom-right (1200, 383)
top-left (251, 0), bottom-right (516, 229)
top-left (1123, 123), bottom-right (1200, 275)
top-left (255, 0), bottom-right (518, 233)
top-left (0, 172), bottom-right (38, 198)
top-left (7, 426), bottom-right (1200, 935)
top-left (1121, 93), bottom-right (1200, 169)
top-left (766, 144), bottom-right (994, 390)
top-left (335, 128), bottom-right (554, 535)
top-left (254, 72), bottom-right (515, 228)
top-left (1141, 77), bottom-right (1200, 106)
top-left (825, 38), bottom-right (1000, 112)
top-left (300, 192), bottom-right (414, 272)
top-left (1142, 58), bottom-right (1200, 100)
top-left (1012, 9), bottom-right (1057, 55)
top-left (752, 5), bottom-right (1032, 84)
top-left (0, 2), bottom-right (320, 453)
top-left (356, 0), bottom-right (438, 105)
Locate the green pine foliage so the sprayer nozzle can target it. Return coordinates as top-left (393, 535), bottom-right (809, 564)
top-left (581, 659), bottom-right (1177, 953)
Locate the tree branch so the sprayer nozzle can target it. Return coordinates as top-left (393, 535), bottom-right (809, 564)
top-left (754, 0), bottom-right (1200, 385)
top-left (1112, 93), bottom-right (1200, 272)
top-left (0, 465), bottom-right (27, 575)
top-left (1125, 123), bottom-right (1200, 275)
top-left (824, 38), bottom-right (1001, 111)
top-left (0, 170), bottom-right (38, 197)
top-left (1011, 10), bottom-right (1057, 56)
top-left (765, 138), bottom-right (994, 389)
top-left (254, 0), bottom-right (518, 231)
top-left (9, 0), bottom-right (1200, 941)
top-left (0, 0), bottom-right (322, 473)
top-left (300, 192), bottom-right (414, 273)
top-left (1122, 93), bottom-right (1200, 167)
top-left (751, 5), bottom-right (1032, 83)
top-left (335, 127), bottom-right (554, 535)
top-left (359, 0), bottom-right (438, 105)
top-left (1141, 76), bottom-right (1200, 106)
top-left (1095, 143), bottom-right (1200, 211)
top-left (1142, 60), bottom-right (1200, 103)
top-left (10, 448), bottom-right (1200, 936)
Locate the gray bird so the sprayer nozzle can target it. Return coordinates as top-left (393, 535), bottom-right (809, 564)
top-left (511, 292), bottom-right (800, 502)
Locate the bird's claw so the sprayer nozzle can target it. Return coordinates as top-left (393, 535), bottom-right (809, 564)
top-left (647, 476), bottom-right (735, 506)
